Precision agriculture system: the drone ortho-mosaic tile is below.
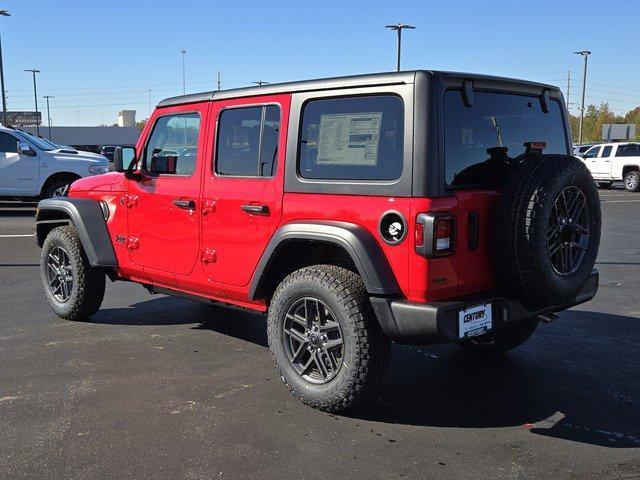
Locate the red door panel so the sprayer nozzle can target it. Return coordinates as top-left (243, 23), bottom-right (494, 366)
top-left (126, 102), bottom-right (210, 282)
top-left (200, 94), bottom-right (290, 295)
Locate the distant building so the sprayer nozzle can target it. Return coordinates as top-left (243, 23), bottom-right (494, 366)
top-left (22, 126), bottom-right (139, 153)
top-left (118, 110), bottom-right (136, 127)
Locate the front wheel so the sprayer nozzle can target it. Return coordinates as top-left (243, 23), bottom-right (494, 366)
top-left (40, 225), bottom-right (106, 321)
top-left (458, 318), bottom-right (539, 354)
top-left (624, 170), bottom-right (640, 192)
top-left (267, 265), bottom-right (390, 412)
top-left (43, 177), bottom-right (74, 198)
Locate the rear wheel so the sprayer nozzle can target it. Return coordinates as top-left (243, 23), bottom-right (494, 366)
top-left (40, 225), bottom-right (105, 321)
top-left (267, 265), bottom-right (390, 412)
top-left (458, 318), bottom-right (538, 354)
top-left (624, 170), bottom-right (640, 192)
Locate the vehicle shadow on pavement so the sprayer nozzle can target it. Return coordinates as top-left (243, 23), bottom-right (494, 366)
top-left (345, 310), bottom-right (640, 449)
top-left (92, 299), bottom-right (639, 448)
top-left (91, 296), bottom-right (268, 346)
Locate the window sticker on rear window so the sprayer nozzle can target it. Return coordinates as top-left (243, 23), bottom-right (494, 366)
top-left (317, 112), bottom-right (382, 166)
top-left (299, 95), bottom-right (403, 181)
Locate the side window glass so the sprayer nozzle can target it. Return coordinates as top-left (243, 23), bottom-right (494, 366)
top-left (616, 144), bottom-right (640, 157)
top-left (0, 132), bottom-right (18, 153)
top-left (144, 113), bottom-right (200, 176)
top-left (600, 146), bottom-right (612, 157)
top-left (260, 106), bottom-right (280, 177)
top-left (583, 147), bottom-right (600, 159)
top-left (215, 105), bottom-right (281, 177)
top-left (299, 95), bottom-right (404, 180)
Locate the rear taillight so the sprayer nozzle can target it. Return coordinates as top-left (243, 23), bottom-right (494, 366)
top-left (415, 213), bottom-right (456, 258)
top-left (414, 221), bottom-right (424, 248)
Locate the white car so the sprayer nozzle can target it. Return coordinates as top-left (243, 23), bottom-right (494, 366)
top-left (0, 126), bottom-right (109, 198)
top-left (578, 142), bottom-right (640, 192)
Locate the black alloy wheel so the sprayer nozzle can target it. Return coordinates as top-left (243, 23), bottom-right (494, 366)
top-left (547, 186), bottom-right (590, 276)
top-left (45, 245), bottom-right (74, 302)
top-left (282, 297), bottom-right (344, 384)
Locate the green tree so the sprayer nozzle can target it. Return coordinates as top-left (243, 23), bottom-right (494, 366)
top-left (136, 119), bottom-right (148, 131)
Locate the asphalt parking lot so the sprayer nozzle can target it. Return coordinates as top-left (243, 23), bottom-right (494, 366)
top-left (1, 190), bottom-right (639, 480)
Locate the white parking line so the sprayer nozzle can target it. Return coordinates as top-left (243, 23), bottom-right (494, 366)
top-left (0, 234), bottom-right (34, 238)
top-left (601, 200), bottom-right (640, 203)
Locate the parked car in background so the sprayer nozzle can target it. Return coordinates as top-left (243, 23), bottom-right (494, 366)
top-left (577, 142), bottom-right (640, 191)
top-left (0, 126), bottom-right (110, 199)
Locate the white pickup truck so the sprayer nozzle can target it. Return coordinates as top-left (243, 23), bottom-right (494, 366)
top-left (0, 126), bottom-right (109, 199)
top-left (578, 142), bottom-right (640, 192)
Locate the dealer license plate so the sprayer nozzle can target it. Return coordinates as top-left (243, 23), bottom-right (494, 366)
top-left (458, 303), bottom-right (492, 339)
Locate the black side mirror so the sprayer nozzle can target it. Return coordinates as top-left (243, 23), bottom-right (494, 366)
top-left (113, 146), bottom-right (136, 173)
top-left (17, 141), bottom-right (37, 156)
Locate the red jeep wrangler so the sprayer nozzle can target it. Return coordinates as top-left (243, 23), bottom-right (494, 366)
top-left (36, 71), bottom-right (601, 412)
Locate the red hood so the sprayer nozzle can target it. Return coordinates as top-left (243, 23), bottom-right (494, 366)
top-left (69, 172), bottom-right (125, 193)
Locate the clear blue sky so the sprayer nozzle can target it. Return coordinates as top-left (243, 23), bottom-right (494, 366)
top-left (1, 0), bottom-right (637, 126)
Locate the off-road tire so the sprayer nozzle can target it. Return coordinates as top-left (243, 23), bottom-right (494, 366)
top-left (458, 317), bottom-right (539, 354)
top-left (493, 154), bottom-right (601, 308)
top-left (267, 265), bottom-right (390, 412)
top-left (597, 181), bottom-right (613, 189)
top-left (40, 225), bottom-right (105, 321)
top-left (624, 170), bottom-right (640, 192)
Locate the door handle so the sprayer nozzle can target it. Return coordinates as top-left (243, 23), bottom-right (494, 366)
top-left (173, 199), bottom-right (196, 210)
top-left (241, 204), bottom-right (269, 215)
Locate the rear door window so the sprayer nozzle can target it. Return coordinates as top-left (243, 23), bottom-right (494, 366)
top-left (215, 105), bottom-right (281, 177)
top-left (298, 95), bottom-right (404, 180)
top-left (600, 146), bottom-right (613, 157)
top-left (444, 91), bottom-right (568, 188)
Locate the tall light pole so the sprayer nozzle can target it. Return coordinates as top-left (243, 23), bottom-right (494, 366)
top-left (24, 68), bottom-right (41, 136)
top-left (148, 89), bottom-right (151, 117)
top-left (0, 9), bottom-right (11, 126)
top-left (43, 95), bottom-right (54, 140)
top-left (181, 49), bottom-right (186, 94)
top-left (385, 22), bottom-right (415, 72)
top-left (574, 50), bottom-right (591, 145)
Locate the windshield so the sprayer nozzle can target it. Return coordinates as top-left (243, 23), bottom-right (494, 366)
top-left (16, 131), bottom-right (56, 151)
top-left (443, 90), bottom-right (568, 188)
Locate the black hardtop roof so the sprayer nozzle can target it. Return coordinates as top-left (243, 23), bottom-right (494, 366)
top-left (157, 70), bottom-right (560, 108)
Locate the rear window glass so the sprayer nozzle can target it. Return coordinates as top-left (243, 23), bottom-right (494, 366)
top-left (298, 95), bottom-right (404, 180)
top-left (616, 144), bottom-right (640, 157)
top-left (444, 91), bottom-right (568, 188)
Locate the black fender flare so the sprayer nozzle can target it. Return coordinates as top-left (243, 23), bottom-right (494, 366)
top-left (35, 198), bottom-right (118, 268)
top-left (248, 221), bottom-right (400, 300)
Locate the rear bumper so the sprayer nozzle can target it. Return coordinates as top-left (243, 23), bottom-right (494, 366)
top-left (370, 269), bottom-right (599, 344)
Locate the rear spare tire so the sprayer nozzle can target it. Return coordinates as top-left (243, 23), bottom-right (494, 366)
top-left (493, 154), bottom-right (601, 308)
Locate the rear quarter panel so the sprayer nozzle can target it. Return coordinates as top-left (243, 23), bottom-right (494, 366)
top-left (281, 194), bottom-right (464, 303)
